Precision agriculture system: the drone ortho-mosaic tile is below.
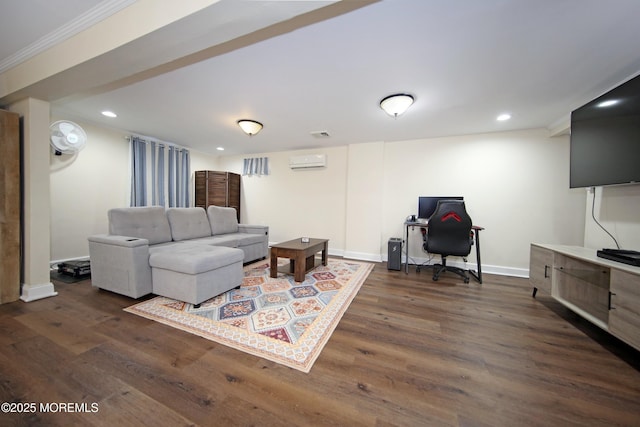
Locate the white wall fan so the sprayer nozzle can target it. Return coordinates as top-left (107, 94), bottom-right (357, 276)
top-left (49, 120), bottom-right (87, 155)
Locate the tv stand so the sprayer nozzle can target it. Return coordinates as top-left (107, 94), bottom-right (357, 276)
top-left (530, 244), bottom-right (640, 352)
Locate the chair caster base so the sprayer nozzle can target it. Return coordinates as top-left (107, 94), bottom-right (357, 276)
top-left (431, 263), bottom-right (469, 284)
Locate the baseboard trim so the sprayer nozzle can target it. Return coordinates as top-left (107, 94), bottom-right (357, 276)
top-left (256, 244), bottom-right (531, 278)
top-left (482, 265), bottom-right (529, 278)
top-left (389, 254), bottom-right (530, 278)
top-left (20, 282), bottom-right (58, 302)
top-left (342, 251), bottom-right (383, 262)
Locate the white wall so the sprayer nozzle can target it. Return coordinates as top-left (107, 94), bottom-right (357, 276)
top-left (52, 123), bottom-right (638, 277)
top-left (50, 121), bottom-right (129, 262)
top-left (215, 128), bottom-right (588, 275)
top-left (584, 184), bottom-right (640, 250)
top-left (344, 142), bottom-right (385, 261)
top-left (382, 129), bottom-right (587, 275)
top-left (49, 118), bottom-right (219, 262)
top-left (217, 146), bottom-right (349, 251)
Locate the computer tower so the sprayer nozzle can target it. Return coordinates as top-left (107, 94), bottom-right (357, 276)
top-left (387, 238), bottom-right (403, 271)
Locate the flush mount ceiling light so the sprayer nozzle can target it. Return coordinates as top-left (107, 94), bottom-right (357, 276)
top-left (237, 119), bottom-right (263, 136)
top-left (380, 93), bottom-right (414, 117)
top-left (496, 113), bottom-right (512, 121)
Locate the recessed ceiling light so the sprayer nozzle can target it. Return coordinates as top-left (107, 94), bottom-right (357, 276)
top-left (497, 113), bottom-right (511, 121)
top-left (597, 99), bottom-right (618, 108)
top-left (101, 111), bottom-right (117, 118)
top-left (216, 147), bottom-right (225, 151)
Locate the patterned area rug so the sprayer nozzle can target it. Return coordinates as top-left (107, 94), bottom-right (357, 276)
top-left (124, 258), bottom-right (373, 373)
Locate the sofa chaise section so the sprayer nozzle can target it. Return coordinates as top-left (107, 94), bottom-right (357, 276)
top-left (88, 206), bottom-right (269, 300)
top-left (150, 245), bottom-right (244, 306)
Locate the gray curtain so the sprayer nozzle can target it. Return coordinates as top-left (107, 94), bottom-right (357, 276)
top-left (130, 136), bottom-right (147, 206)
top-left (178, 147), bottom-right (190, 207)
top-left (130, 136), bottom-right (189, 207)
top-left (166, 146), bottom-right (190, 207)
top-left (168, 146), bottom-right (175, 207)
top-left (156, 143), bottom-right (166, 207)
top-left (243, 157), bottom-right (269, 176)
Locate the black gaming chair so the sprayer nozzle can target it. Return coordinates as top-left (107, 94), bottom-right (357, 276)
top-left (423, 200), bottom-right (473, 283)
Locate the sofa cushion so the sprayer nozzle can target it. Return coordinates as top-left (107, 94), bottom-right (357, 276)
top-left (149, 245), bottom-right (244, 274)
top-left (232, 233), bottom-right (265, 246)
top-left (166, 207), bottom-right (212, 241)
top-left (207, 205), bottom-right (239, 235)
top-left (148, 242), bottom-right (188, 255)
top-left (109, 206), bottom-right (172, 245)
top-left (187, 235), bottom-right (240, 248)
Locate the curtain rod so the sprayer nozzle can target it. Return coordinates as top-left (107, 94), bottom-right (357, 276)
top-left (125, 134), bottom-right (188, 150)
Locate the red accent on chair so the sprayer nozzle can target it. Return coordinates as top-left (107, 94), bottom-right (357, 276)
top-left (441, 212), bottom-right (461, 222)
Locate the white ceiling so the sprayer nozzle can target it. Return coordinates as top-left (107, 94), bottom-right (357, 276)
top-left (0, 0), bottom-right (104, 61)
top-left (3, 0), bottom-right (640, 156)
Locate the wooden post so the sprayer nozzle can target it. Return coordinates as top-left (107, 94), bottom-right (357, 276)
top-left (0, 109), bottom-right (21, 304)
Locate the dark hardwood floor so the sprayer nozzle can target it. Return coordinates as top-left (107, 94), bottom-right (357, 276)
top-left (1, 262), bottom-right (639, 426)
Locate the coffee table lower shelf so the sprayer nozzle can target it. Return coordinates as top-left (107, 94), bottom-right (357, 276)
top-left (269, 238), bottom-right (329, 282)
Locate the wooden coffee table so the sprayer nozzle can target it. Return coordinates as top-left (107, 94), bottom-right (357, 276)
top-left (270, 238), bottom-right (329, 282)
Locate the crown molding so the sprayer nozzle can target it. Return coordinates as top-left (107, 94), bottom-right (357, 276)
top-left (547, 114), bottom-right (570, 137)
top-left (0, 0), bottom-right (136, 74)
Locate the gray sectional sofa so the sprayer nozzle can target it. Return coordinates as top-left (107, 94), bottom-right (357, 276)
top-left (88, 205), bottom-right (268, 301)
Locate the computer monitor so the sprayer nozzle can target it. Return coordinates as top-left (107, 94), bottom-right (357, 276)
top-left (418, 196), bottom-right (464, 220)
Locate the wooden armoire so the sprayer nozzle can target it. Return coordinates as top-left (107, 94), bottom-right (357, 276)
top-left (195, 171), bottom-right (241, 221)
top-left (0, 109), bottom-right (21, 304)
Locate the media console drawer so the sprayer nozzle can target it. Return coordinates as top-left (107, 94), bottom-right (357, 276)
top-left (529, 244), bottom-right (640, 352)
top-left (554, 254), bottom-right (610, 324)
top-left (609, 269), bottom-right (640, 350)
top-left (529, 245), bottom-right (553, 295)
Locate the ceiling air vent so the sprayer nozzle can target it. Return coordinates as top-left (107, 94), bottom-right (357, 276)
top-left (310, 130), bottom-right (330, 138)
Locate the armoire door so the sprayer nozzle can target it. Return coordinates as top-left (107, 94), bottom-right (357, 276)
top-left (194, 171), bottom-right (241, 222)
top-left (209, 171), bottom-right (230, 207)
top-left (227, 172), bottom-right (241, 219)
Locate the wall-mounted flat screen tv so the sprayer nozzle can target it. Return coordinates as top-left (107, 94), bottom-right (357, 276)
top-left (570, 73), bottom-right (640, 188)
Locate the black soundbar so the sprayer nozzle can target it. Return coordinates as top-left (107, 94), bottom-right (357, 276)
top-left (596, 248), bottom-right (640, 267)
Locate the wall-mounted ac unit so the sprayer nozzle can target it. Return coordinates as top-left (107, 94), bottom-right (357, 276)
top-left (289, 154), bottom-right (326, 169)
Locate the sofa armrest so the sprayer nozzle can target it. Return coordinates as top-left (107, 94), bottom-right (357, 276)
top-left (238, 225), bottom-right (269, 235)
top-left (237, 225), bottom-right (269, 262)
top-left (88, 234), bottom-right (149, 248)
top-left (88, 234), bottom-right (152, 298)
